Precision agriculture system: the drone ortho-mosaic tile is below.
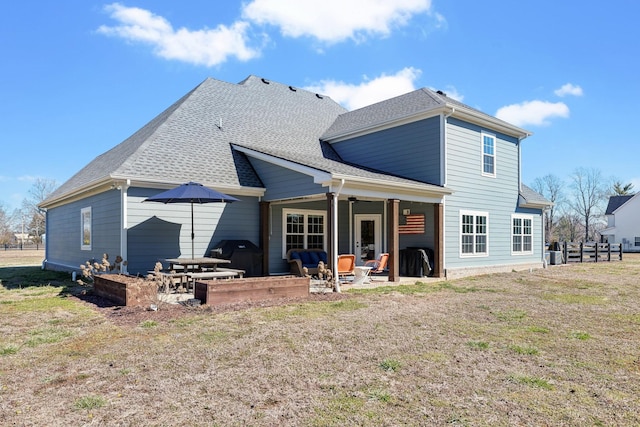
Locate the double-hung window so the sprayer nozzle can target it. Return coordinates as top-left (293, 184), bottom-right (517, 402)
top-left (460, 210), bottom-right (488, 256)
top-left (635, 237), bottom-right (640, 247)
top-left (482, 133), bottom-right (496, 177)
top-left (282, 209), bottom-right (325, 257)
top-left (512, 214), bottom-right (533, 254)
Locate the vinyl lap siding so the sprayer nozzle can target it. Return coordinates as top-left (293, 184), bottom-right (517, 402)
top-left (268, 200), bottom-right (328, 274)
top-left (45, 191), bottom-right (122, 272)
top-left (248, 158), bottom-right (325, 201)
top-left (444, 118), bottom-right (530, 270)
top-left (126, 187), bottom-right (259, 275)
top-left (331, 116), bottom-right (442, 185)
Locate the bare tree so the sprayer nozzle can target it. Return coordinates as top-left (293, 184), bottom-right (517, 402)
top-left (0, 203), bottom-right (13, 245)
top-left (568, 167), bottom-right (608, 242)
top-left (555, 211), bottom-right (583, 242)
top-left (531, 174), bottom-right (564, 243)
top-left (612, 180), bottom-right (634, 196)
top-left (21, 178), bottom-right (58, 245)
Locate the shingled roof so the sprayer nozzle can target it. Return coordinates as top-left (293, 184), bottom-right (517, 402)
top-left (322, 87), bottom-right (530, 141)
top-left (519, 184), bottom-right (552, 208)
top-left (605, 195), bottom-right (634, 214)
top-left (44, 75), bottom-right (450, 206)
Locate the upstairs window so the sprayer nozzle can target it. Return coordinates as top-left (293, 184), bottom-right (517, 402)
top-left (460, 210), bottom-right (488, 256)
top-left (482, 133), bottom-right (496, 177)
top-left (512, 215), bottom-right (533, 254)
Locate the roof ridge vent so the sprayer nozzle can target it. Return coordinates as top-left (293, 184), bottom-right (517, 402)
top-left (315, 93), bottom-right (324, 99)
top-left (289, 85), bottom-right (297, 92)
top-left (436, 90), bottom-right (447, 96)
top-left (261, 78), bottom-right (270, 84)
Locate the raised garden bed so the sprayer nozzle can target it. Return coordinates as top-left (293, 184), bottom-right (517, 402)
top-left (93, 274), bottom-right (157, 307)
top-left (194, 275), bottom-right (310, 306)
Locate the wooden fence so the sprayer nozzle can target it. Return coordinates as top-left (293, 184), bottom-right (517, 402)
top-left (553, 242), bottom-right (623, 264)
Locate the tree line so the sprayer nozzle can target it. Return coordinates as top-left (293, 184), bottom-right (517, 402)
top-left (0, 178), bottom-right (57, 247)
top-left (532, 167), bottom-right (634, 244)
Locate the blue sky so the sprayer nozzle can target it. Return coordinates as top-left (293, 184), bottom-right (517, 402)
top-left (2, 0), bottom-right (639, 212)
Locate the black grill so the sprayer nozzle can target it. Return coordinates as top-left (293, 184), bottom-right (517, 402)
top-left (212, 240), bottom-right (263, 277)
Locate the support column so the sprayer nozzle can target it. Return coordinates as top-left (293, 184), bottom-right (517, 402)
top-left (433, 203), bottom-right (444, 278)
top-left (259, 201), bottom-right (270, 276)
top-left (326, 192), bottom-right (340, 291)
top-left (387, 199), bottom-right (400, 282)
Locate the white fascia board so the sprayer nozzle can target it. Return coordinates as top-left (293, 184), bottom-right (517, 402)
top-left (330, 178), bottom-right (451, 204)
top-left (39, 177), bottom-right (115, 209)
top-left (452, 106), bottom-right (532, 139)
top-left (232, 145), bottom-right (332, 184)
top-left (120, 177), bottom-right (265, 197)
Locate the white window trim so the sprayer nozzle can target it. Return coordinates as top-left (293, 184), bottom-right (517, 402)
top-left (282, 208), bottom-right (326, 258)
top-left (511, 214), bottom-right (534, 255)
top-left (459, 210), bottom-right (489, 257)
top-left (81, 206), bottom-right (92, 251)
top-left (481, 132), bottom-right (496, 178)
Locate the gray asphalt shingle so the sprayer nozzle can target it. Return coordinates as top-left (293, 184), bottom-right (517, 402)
top-left (46, 75), bottom-right (449, 204)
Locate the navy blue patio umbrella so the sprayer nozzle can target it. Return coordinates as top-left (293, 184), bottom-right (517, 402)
top-left (144, 182), bottom-right (239, 259)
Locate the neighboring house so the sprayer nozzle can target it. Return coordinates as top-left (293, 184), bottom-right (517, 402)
top-left (601, 194), bottom-right (640, 252)
top-left (39, 75), bottom-right (551, 281)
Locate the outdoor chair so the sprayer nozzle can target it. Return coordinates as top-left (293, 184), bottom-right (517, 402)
top-left (337, 254), bottom-right (356, 279)
top-left (364, 253), bottom-right (389, 274)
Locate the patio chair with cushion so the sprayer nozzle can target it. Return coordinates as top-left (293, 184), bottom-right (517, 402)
top-left (364, 252), bottom-right (389, 274)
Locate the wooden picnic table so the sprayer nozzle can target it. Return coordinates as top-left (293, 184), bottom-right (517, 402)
top-left (163, 257), bottom-right (231, 272)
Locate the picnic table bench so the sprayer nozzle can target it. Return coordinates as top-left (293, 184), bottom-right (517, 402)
top-left (147, 270), bottom-right (189, 293)
top-left (186, 270), bottom-right (240, 281)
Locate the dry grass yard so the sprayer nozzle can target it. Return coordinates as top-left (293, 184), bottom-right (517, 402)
top-left (1, 254), bottom-right (639, 426)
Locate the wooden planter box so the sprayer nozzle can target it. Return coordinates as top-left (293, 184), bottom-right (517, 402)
top-left (93, 274), bottom-right (157, 307)
top-left (194, 276), bottom-right (310, 306)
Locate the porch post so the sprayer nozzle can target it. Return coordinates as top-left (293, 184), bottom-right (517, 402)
top-left (387, 199), bottom-right (400, 282)
top-left (326, 192), bottom-right (340, 292)
top-left (433, 203), bottom-right (444, 278)
top-left (259, 201), bottom-right (270, 276)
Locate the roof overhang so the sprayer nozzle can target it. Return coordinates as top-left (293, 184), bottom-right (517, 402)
top-left (234, 144), bottom-right (452, 204)
top-left (39, 176), bottom-right (264, 210)
top-left (518, 194), bottom-right (553, 210)
top-left (324, 104), bottom-right (532, 144)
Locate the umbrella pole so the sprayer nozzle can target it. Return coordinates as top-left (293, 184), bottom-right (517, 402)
top-left (191, 202), bottom-right (195, 259)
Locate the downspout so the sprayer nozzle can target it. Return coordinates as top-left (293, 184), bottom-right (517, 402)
top-left (516, 133), bottom-right (529, 192)
top-left (42, 208), bottom-right (48, 270)
top-left (442, 108), bottom-right (455, 187)
top-left (332, 179), bottom-right (345, 292)
top-left (120, 179), bottom-right (130, 274)
top-left (542, 206), bottom-right (549, 267)
top-left (441, 108), bottom-right (454, 273)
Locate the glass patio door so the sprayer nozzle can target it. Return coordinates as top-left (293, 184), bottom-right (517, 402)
top-left (354, 214), bottom-right (382, 265)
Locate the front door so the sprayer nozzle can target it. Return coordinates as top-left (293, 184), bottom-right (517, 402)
top-left (354, 214), bottom-right (382, 265)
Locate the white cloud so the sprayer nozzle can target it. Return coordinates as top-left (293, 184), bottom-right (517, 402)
top-left (242, 0), bottom-right (432, 43)
top-left (554, 83), bottom-right (583, 97)
top-left (305, 67), bottom-right (422, 110)
top-left (495, 100), bottom-right (570, 127)
top-left (97, 3), bottom-right (260, 67)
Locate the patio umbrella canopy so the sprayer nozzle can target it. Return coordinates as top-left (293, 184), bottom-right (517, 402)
top-left (144, 182), bottom-right (239, 259)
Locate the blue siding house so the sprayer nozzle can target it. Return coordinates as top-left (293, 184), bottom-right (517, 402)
top-left (40, 75), bottom-right (550, 283)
